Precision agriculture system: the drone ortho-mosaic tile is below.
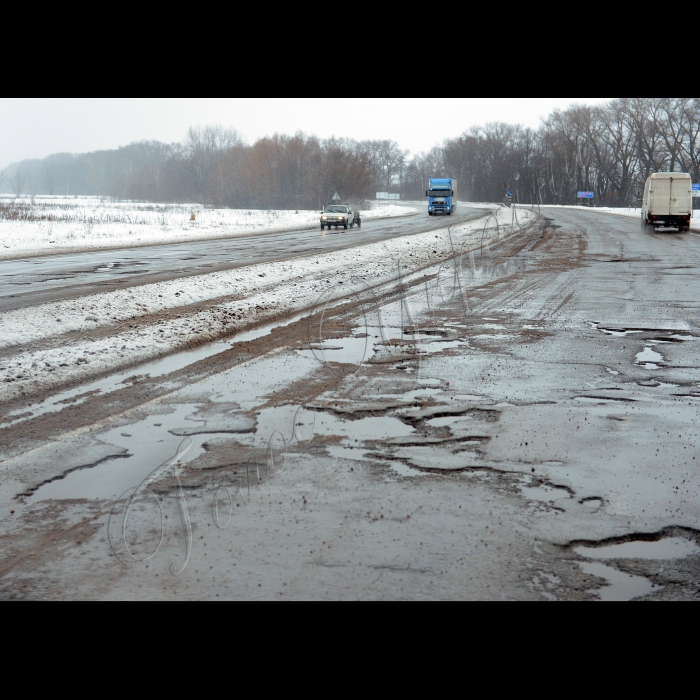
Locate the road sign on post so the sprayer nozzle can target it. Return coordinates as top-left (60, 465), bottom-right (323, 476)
top-left (692, 184), bottom-right (700, 198)
top-left (332, 192), bottom-right (341, 202)
top-left (578, 192), bottom-right (594, 199)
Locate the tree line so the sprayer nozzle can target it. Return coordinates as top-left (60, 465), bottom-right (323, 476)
top-left (2, 99), bottom-right (699, 207)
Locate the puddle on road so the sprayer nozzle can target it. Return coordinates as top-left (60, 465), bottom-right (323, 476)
top-left (635, 347), bottom-right (664, 369)
top-left (578, 561), bottom-right (658, 602)
top-left (298, 336), bottom-right (374, 366)
top-left (418, 339), bottom-right (466, 354)
top-left (2, 340), bottom-right (235, 428)
top-left (598, 329), bottom-right (644, 337)
top-left (575, 537), bottom-right (700, 561)
top-left (28, 404), bottom-right (234, 503)
top-left (166, 350), bottom-right (317, 412)
top-left (574, 536), bottom-right (700, 601)
top-left (427, 416), bottom-right (474, 429)
top-left (4, 312), bottom-right (311, 429)
top-left (597, 321), bottom-right (689, 334)
top-left (314, 412), bottom-right (415, 442)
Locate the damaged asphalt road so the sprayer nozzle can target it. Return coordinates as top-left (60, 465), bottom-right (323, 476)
top-left (0, 207), bottom-right (699, 600)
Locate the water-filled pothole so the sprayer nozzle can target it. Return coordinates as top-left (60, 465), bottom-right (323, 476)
top-left (298, 337), bottom-right (374, 365)
top-left (27, 404), bottom-right (229, 503)
top-left (635, 347), bottom-right (664, 369)
top-left (314, 412), bottom-right (415, 442)
top-left (5, 311), bottom-right (310, 429)
top-left (578, 561), bottom-right (658, 602)
top-left (575, 537), bottom-right (700, 561)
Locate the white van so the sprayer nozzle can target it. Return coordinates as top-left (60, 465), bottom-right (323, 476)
top-left (642, 172), bottom-right (692, 231)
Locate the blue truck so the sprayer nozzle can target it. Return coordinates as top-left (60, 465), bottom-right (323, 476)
top-left (426, 178), bottom-right (457, 216)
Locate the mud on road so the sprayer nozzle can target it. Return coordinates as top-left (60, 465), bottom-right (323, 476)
top-left (1, 208), bottom-right (699, 600)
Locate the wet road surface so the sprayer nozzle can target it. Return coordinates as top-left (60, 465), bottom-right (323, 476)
top-left (1, 207), bottom-right (699, 600)
top-left (0, 205), bottom-right (489, 313)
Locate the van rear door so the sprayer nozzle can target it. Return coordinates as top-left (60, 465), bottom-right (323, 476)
top-left (651, 176), bottom-right (672, 216)
top-left (670, 176), bottom-right (692, 216)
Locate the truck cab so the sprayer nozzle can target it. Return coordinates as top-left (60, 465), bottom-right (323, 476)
top-left (426, 178), bottom-right (457, 216)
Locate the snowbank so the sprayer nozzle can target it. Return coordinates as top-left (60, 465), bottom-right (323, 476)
top-left (0, 205), bottom-right (534, 403)
top-left (0, 197), bottom-right (419, 259)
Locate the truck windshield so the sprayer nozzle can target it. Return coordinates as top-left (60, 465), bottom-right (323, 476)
top-left (325, 206), bottom-right (347, 213)
top-left (428, 191), bottom-right (451, 198)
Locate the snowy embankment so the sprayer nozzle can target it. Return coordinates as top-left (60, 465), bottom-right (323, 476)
top-left (0, 197), bottom-right (419, 259)
top-left (0, 205), bottom-right (534, 404)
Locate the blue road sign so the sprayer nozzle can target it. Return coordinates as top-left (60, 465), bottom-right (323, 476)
top-left (578, 192), bottom-right (594, 199)
top-left (506, 190), bottom-right (514, 198)
top-left (692, 184), bottom-right (700, 191)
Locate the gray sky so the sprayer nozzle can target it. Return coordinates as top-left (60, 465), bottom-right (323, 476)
top-left (0, 98), bottom-right (610, 170)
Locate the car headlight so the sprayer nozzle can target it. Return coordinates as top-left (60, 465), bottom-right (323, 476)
top-left (340, 216), bottom-right (345, 220)
top-left (322, 216), bottom-right (328, 220)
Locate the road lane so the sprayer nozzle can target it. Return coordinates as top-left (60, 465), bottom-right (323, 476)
top-left (0, 204), bottom-right (490, 312)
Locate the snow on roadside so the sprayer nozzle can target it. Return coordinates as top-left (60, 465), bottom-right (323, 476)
top-left (0, 197), bottom-right (419, 259)
top-left (0, 205), bottom-right (533, 404)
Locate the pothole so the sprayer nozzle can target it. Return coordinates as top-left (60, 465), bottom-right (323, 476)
top-left (520, 483), bottom-right (572, 504)
top-left (314, 412), bottom-right (415, 442)
top-left (635, 347), bottom-right (664, 369)
top-left (575, 537), bottom-right (700, 561)
top-left (298, 336), bottom-right (374, 366)
top-left (578, 562), bottom-right (659, 601)
top-left (27, 404), bottom-right (224, 503)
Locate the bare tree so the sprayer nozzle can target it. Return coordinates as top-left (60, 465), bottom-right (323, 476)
top-left (41, 163), bottom-right (57, 195)
top-left (10, 170), bottom-right (29, 197)
top-left (184, 125), bottom-right (244, 195)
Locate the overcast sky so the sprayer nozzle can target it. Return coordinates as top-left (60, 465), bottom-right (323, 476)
top-left (0, 98), bottom-right (610, 170)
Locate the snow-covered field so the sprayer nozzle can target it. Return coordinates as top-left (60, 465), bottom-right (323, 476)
top-left (0, 197), bottom-right (419, 259)
top-left (0, 205), bottom-right (532, 404)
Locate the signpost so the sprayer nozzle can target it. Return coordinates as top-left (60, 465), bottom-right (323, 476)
top-left (332, 192), bottom-right (341, 203)
top-left (506, 190), bottom-right (513, 207)
top-left (692, 184), bottom-right (700, 198)
top-left (376, 192), bottom-right (400, 209)
top-left (578, 191), bottom-right (594, 207)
